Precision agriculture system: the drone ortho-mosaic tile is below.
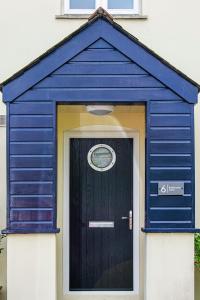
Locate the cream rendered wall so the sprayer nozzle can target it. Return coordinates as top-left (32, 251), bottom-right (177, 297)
top-left (57, 105), bottom-right (145, 300)
top-left (145, 234), bottom-right (194, 300)
top-left (7, 234), bottom-right (57, 300)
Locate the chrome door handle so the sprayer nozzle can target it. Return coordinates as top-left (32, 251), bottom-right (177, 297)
top-left (129, 210), bottom-right (133, 231)
top-left (121, 210), bottom-right (133, 230)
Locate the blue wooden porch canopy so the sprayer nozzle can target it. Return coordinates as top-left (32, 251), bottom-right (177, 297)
top-left (1, 8), bottom-right (200, 234)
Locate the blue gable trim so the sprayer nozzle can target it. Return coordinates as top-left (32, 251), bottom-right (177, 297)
top-left (1, 17), bottom-right (199, 103)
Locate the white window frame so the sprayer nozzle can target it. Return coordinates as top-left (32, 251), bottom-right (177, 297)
top-left (63, 125), bottom-right (140, 296)
top-left (64, 0), bottom-right (140, 15)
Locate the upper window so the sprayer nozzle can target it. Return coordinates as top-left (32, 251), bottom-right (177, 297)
top-left (64, 0), bottom-right (140, 14)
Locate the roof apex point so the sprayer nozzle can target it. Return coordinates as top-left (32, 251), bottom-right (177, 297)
top-left (88, 7), bottom-right (114, 22)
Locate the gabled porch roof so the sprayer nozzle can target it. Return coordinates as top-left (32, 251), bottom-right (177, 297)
top-left (0, 7), bottom-right (199, 103)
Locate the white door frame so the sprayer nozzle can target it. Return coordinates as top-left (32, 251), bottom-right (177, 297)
top-left (63, 125), bottom-right (140, 296)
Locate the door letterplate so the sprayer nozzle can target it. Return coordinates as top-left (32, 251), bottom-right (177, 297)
top-left (89, 221), bottom-right (114, 228)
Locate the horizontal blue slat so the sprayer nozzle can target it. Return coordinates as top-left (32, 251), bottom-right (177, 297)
top-left (70, 49), bottom-right (130, 62)
top-left (149, 209), bottom-right (192, 221)
top-left (54, 63), bottom-right (147, 75)
top-left (150, 128), bottom-right (191, 140)
top-left (17, 88), bottom-right (182, 101)
top-left (149, 222), bottom-right (192, 228)
top-left (10, 209), bottom-right (53, 222)
top-left (150, 182), bottom-right (192, 195)
top-left (150, 168), bottom-right (192, 180)
top-left (10, 129), bottom-right (53, 142)
top-left (10, 102), bottom-right (53, 115)
top-left (10, 156), bottom-right (53, 168)
top-left (10, 182), bottom-right (53, 195)
top-left (150, 101), bottom-right (192, 113)
top-left (10, 195), bottom-right (53, 208)
top-left (150, 142), bottom-right (191, 154)
top-left (10, 143), bottom-right (53, 155)
top-left (142, 228), bottom-right (200, 232)
top-left (150, 115), bottom-right (191, 127)
top-left (149, 195), bottom-right (192, 207)
top-left (9, 223), bottom-right (56, 231)
top-left (10, 169), bottom-right (53, 181)
top-left (36, 75), bottom-right (164, 88)
top-left (10, 115), bottom-right (53, 128)
top-left (149, 155), bottom-right (192, 167)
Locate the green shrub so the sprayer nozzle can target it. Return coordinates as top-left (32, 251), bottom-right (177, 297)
top-left (0, 234), bottom-right (5, 254)
top-left (195, 233), bottom-right (200, 269)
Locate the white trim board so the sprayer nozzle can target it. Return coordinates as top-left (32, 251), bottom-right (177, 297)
top-left (63, 125), bottom-right (140, 296)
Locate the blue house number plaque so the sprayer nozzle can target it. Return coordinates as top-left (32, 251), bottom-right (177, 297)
top-left (158, 182), bottom-right (184, 196)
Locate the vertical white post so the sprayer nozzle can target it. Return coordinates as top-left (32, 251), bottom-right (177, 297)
top-left (7, 234), bottom-right (57, 300)
top-left (145, 233), bottom-right (194, 300)
top-left (0, 120), bottom-right (7, 300)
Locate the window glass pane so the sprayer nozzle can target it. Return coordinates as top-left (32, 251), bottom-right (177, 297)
top-left (70, 0), bottom-right (96, 9)
top-left (108, 0), bottom-right (133, 9)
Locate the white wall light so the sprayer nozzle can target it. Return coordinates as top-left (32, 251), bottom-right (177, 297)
top-left (86, 105), bottom-right (114, 116)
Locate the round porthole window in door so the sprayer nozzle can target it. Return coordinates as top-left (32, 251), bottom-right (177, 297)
top-left (87, 144), bottom-right (116, 172)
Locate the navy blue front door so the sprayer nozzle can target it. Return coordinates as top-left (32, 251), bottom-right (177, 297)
top-left (70, 138), bottom-right (133, 291)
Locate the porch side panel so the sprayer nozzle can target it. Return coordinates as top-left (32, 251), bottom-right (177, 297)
top-left (7, 101), bottom-right (57, 233)
top-left (147, 100), bottom-right (194, 229)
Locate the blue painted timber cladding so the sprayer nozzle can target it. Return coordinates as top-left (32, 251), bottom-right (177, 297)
top-left (2, 29), bottom-right (198, 233)
top-left (146, 100), bottom-right (195, 229)
top-left (16, 39), bottom-right (181, 103)
top-left (7, 101), bottom-right (58, 233)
